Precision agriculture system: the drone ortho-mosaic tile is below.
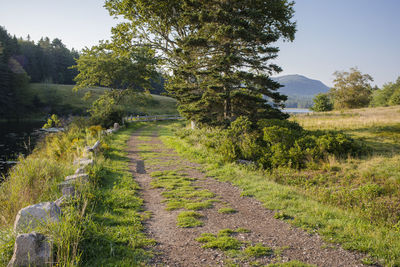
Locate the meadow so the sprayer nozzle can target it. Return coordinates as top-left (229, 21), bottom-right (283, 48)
top-left (22, 83), bottom-right (178, 118)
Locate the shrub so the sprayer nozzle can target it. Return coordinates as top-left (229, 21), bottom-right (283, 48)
top-left (178, 116), bottom-right (367, 170)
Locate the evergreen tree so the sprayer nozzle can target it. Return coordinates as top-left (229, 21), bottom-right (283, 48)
top-left (105, 0), bottom-right (296, 126)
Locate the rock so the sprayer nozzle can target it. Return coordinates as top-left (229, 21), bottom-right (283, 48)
top-left (65, 173), bottom-right (89, 182)
top-left (113, 122), bottom-right (120, 130)
top-left (73, 158), bottom-right (93, 167)
top-left (74, 167), bottom-right (86, 174)
top-left (14, 202), bottom-right (61, 233)
top-left (190, 120), bottom-right (196, 130)
top-left (41, 127), bottom-right (64, 133)
top-left (237, 159), bottom-right (255, 166)
top-left (85, 140), bottom-right (101, 153)
top-left (58, 181), bottom-right (76, 197)
top-left (8, 232), bottom-right (51, 267)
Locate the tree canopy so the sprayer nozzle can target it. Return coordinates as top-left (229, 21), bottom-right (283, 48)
top-left (310, 93), bottom-right (333, 112)
top-left (105, 0), bottom-right (296, 126)
top-left (330, 67), bottom-right (373, 109)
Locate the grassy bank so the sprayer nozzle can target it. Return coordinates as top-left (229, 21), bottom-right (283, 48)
top-left (151, 107), bottom-right (400, 266)
top-left (26, 83), bottom-right (178, 117)
top-left (0, 122), bottom-right (104, 266)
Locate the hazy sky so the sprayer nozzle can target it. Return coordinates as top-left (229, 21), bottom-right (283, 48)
top-left (1, 0), bottom-right (399, 87)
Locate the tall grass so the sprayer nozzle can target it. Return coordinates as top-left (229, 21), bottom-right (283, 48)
top-left (0, 121), bottom-right (104, 266)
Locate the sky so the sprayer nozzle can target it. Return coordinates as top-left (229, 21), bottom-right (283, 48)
top-left (1, 0), bottom-right (399, 87)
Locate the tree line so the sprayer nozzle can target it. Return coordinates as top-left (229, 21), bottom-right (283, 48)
top-left (312, 67), bottom-right (400, 112)
top-left (0, 26), bottom-right (79, 120)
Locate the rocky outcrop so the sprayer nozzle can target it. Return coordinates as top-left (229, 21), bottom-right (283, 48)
top-left (14, 202), bottom-right (61, 233)
top-left (8, 232), bottom-right (51, 267)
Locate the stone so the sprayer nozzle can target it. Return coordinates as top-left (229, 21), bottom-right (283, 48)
top-left (73, 158), bottom-right (93, 166)
top-left (14, 202), bottom-right (61, 233)
top-left (74, 167), bottom-right (86, 174)
top-left (113, 122), bottom-right (120, 130)
top-left (65, 173), bottom-right (89, 182)
top-left (8, 232), bottom-right (51, 267)
top-left (62, 185), bottom-right (75, 197)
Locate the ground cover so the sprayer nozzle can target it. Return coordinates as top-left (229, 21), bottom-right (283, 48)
top-left (158, 107), bottom-right (400, 266)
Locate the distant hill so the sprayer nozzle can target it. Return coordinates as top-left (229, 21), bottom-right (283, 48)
top-left (272, 74), bottom-right (330, 96)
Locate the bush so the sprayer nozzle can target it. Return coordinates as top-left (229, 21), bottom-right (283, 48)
top-left (178, 116), bottom-right (366, 170)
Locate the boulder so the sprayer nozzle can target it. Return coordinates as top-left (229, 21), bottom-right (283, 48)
top-left (65, 173), bottom-right (89, 182)
top-left (73, 158), bottom-right (93, 167)
top-left (113, 122), bottom-right (120, 130)
top-left (8, 232), bottom-right (51, 267)
top-left (74, 167), bottom-right (86, 174)
top-left (14, 202), bottom-right (61, 233)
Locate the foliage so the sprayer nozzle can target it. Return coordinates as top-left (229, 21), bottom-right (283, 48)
top-left (310, 93), bottom-right (333, 112)
top-left (18, 36), bottom-right (79, 84)
top-left (370, 76), bottom-right (400, 107)
top-left (105, 0), bottom-right (296, 126)
top-left (330, 67), bottom-right (373, 109)
top-left (42, 114), bottom-right (61, 129)
top-left (177, 116), bottom-right (365, 170)
top-left (73, 41), bottom-right (159, 126)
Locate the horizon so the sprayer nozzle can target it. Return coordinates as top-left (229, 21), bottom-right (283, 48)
top-left (1, 0), bottom-right (399, 87)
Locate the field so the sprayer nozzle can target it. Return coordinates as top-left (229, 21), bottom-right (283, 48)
top-left (25, 83), bottom-right (178, 117)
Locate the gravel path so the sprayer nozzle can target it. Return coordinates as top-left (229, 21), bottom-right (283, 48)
top-left (127, 128), bottom-right (367, 266)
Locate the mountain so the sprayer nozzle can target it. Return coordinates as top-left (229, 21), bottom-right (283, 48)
top-left (272, 74), bottom-right (330, 96)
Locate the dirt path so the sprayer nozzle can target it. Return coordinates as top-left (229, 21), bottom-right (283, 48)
top-left (127, 127), bottom-right (367, 266)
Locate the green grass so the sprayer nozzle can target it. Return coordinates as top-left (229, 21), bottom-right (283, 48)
top-left (22, 83), bottom-right (178, 118)
top-left (151, 119), bottom-right (400, 266)
top-left (79, 123), bottom-right (154, 266)
top-left (176, 211), bottom-right (204, 228)
top-left (218, 207), bottom-right (237, 214)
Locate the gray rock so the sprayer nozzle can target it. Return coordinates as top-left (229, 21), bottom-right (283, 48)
top-left (113, 122), bottom-right (120, 130)
top-left (65, 173), bottom-right (89, 182)
top-left (14, 202), bottom-right (61, 233)
top-left (74, 167), bottom-right (86, 174)
top-left (73, 158), bottom-right (93, 167)
top-left (8, 232), bottom-right (51, 267)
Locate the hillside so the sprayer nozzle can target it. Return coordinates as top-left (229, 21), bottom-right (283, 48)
top-left (273, 74), bottom-right (330, 96)
top-left (25, 83), bottom-right (178, 117)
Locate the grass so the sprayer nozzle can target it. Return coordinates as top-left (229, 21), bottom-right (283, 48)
top-left (176, 211), bottom-right (204, 228)
top-left (27, 83), bottom-right (178, 117)
top-left (218, 207), bottom-right (237, 214)
top-left (151, 112), bottom-right (400, 266)
top-left (0, 122), bottom-right (105, 266)
top-left (79, 123), bottom-right (154, 266)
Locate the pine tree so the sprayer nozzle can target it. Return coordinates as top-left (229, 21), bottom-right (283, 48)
top-left (106, 0), bottom-right (296, 126)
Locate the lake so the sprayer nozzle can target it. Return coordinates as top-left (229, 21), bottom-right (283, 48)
top-left (0, 121), bottom-right (44, 179)
top-left (282, 108), bottom-right (312, 114)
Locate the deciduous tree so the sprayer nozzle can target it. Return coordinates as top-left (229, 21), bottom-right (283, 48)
top-left (330, 67), bottom-right (373, 109)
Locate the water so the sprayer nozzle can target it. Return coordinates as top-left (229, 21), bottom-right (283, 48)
top-left (282, 108), bottom-right (312, 114)
top-left (0, 121), bottom-right (44, 179)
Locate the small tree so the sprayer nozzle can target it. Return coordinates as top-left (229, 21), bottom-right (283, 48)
top-left (330, 67), bottom-right (373, 109)
top-left (73, 42), bottom-right (158, 126)
top-left (310, 93), bottom-right (333, 112)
